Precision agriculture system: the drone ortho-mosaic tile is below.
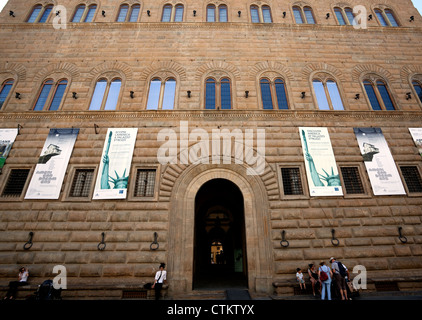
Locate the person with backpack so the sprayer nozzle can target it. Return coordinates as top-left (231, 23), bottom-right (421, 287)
top-left (318, 261), bottom-right (332, 300)
top-left (330, 257), bottom-right (348, 300)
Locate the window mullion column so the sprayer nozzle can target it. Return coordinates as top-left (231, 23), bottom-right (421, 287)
top-left (158, 80), bottom-right (166, 110)
top-left (101, 82), bottom-right (111, 110)
top-left (216, 80), bottom-right (221, 110)
top-left (373, 82), bottom-right (386, 110)
top-left (323, 82), bottom-right (334, 110)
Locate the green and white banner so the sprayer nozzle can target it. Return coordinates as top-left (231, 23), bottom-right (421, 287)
top-left (354, 127), bottom-right (405, 196)
top-left (299, 127), bottom-right (343, 197)
top-left (25, 128), bottom-right (79, 199)
top-left (409, 128), bottom-right (422, 158)
top-left (93, 128), bottom-right (138, 200)
top-left (0, 128), bottom-right (18, 170)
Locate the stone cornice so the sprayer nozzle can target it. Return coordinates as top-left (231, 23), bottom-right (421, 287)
top-left (0, 110), bottom-right (421, 123)
top-left (0, 22), bottom-right (421, 35)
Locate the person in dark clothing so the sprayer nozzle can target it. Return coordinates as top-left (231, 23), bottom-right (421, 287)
top-left (152, 263), bottom-right (167, 300)
top-left (3, 267), bottom-right (29, 300)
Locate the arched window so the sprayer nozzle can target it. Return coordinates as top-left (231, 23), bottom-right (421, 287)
top-left (363, 78), bottom-right (396, 111)
top-left (174, 4), bottom-right (184, 22)
top-left (413, 80), bottom-right (422, 104)
top-left (34, 79), bottom-right (68, 111)
top-left (204, 77), bottom-right (231, 110)
top-left (274, 79), bottom-right (289, 110)
top-left (162, 4), bottom-right (184, 22)
top-left (205, 78), bottom-right (216, 109)
top-left (207, 5), bottom-right (216, 22)
top-left (0, 79), bottom-right (14, 110)
top-left (27, 4), bottom-right (53, 23)
top-left (260, 79), bottom-right (273, 109)
top-left (117, 4), bottom-right (141, 22)
top-left (220, 78), bottom-right (232, 110)
top-left (147, 78), bottom-right (176, 110)
top-left (312, 79), bottom-right (344, 110)
top-left (344, 8), bottom-right (355, 25)
top-left (374, 8), bottom-right (399, 27)
top-left (129, 4), bottom-right (141, 22)
top-left (376, 80), bottom-right (395, 110)
top-left (334, 7), bottom-right (346, 25)
top-left (250, 5), bottom-right (260, 23)
top-left (293, 6), bottom-right (304, 24)
top-left (38, 5), bottom-right (53, 23)
top-left (262, 6), bottom-right (272, 23)
top-left (162, 4), bottom-right (172, 22)
top-left (219, 5), bottom-right (228, 22)
top-left (303, 7), bottom-right (315, 24)
top-left (260, 78), bottom-right (289, 110)
top-left (27, 5), bottom-right (43, 23)
top-left (163, 79), bottom-right (176, 110)
top-left (72, 5), bottom-right (86, 22)
top-left (293, 6), bottom-right (315, 24)
top-left (250, 4), bottom-right (272, 23)
top-left (384, 9), bottom-right (399, 27)
top-left (89, 78), bottom-right (122, 111)
top-left (49, 79), bottom-right (68, 111)
top-left (117, 4), bottom-right (129, 22)
top-left (84, 5), bottom-right (97, 22)
top-left (374, 9), bottom-right (388, 26)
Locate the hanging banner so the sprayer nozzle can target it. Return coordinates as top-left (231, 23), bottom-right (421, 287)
top-left (0, 128), bottom-right (19, 170)
top-left (93, 128), bottom-right (138, 200)
top-left (354, 127), bottom-right (405, 196)
top-left (25, 128), bottom-right (79, 199)
top-left (409, 128), bottom-right (422, 158)
top-left (299, 127), bottom-right (343, 197)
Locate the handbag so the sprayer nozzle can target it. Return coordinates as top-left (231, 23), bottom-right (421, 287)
top-left (319, 267), bottom-right (328, 281)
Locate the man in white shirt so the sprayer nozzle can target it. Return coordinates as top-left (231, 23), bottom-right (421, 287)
top-left (152, 263), bottom-right (167, 300)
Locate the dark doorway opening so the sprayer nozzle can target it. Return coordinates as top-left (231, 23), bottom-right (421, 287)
top-left (193, 179), bottom-right (248, 290)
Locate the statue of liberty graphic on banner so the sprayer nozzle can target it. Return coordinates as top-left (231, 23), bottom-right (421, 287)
top-left (93, 128), bottom-right (138, 200)
top-left (299, 127), bottom-right (343, 197)
top-left (100, 131), bottom-right (129, 190)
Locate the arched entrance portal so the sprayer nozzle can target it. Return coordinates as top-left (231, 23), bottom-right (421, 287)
top-left (193, 179), bottom-right (247, 289)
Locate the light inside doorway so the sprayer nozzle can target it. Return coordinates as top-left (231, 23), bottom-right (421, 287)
top-left (211, 241), bottom-right (224, 264)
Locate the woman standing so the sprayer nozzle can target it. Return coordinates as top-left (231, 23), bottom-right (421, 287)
top-left (318, 261), bottom-right (333, 300)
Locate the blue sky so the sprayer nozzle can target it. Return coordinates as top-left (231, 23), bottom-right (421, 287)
top-left (0, 0), bottom-right (421, 17)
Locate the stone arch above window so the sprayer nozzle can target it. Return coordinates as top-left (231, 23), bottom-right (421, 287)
top-left (0, 62), bottom-right (27, 82)
top-left (88, 61), bottom-right (133, 83)
top-left (352, 64), bottom-right (393, 83)
top-left (195, 61), bottom-right (241, 82)
top-left (140, 61), bottom-right (186, 83)
top-left (302, 63), bottom-right (345, 83)
top-left (34, 62), bottom-right (80, 83)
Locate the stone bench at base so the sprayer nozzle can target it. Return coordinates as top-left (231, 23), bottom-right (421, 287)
top-left (0, 283), bottom-right (169, 300)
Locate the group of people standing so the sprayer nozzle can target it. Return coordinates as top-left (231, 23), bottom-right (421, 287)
top-left (296, 257), bottom-right (350, 300)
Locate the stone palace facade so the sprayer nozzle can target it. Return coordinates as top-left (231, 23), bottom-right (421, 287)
top-left (0, 0), bottom-right (421, 298)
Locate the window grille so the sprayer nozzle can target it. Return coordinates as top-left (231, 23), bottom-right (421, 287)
top-left (134, 169), bottom-right (156, 197)
top-left (281, 168), bottom-right (303, 195)
top-left (2, 169), bottom-right (30, 197)
top-left (69, 169), bottom-right (95, 197)
top-left (400, 166), bottom-right (422, 193)
top-left (340, 167), bottom-right (365, 194)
